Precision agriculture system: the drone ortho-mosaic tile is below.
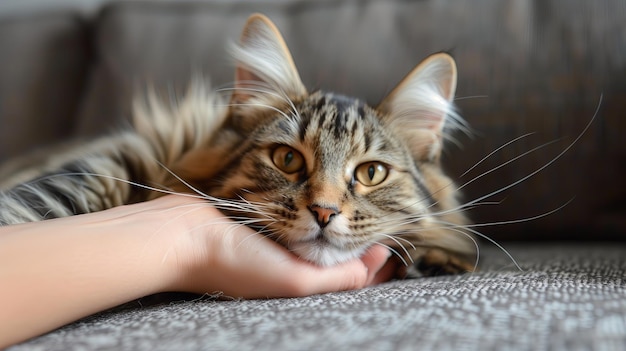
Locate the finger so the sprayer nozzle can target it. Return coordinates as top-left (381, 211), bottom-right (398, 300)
top-left (359, 245), bottom-right (392, 285)
top-left (281, 258), bottom-right (370, 297)
top-left (280, 246), bottom-right (395, 297)
top-left (215, 231), bottom-right (369, 298)
top-left (368, 256), bottom-right (398, 285)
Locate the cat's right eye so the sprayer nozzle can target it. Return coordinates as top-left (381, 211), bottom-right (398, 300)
top-left (271, 145), bottom-right (305, 174)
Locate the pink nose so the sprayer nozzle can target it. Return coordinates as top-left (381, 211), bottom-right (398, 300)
top-left (308, 205), bottom-right (339, 227)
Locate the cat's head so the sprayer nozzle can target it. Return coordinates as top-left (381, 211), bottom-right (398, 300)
top-left (210, 14), bottom-right (475, 268)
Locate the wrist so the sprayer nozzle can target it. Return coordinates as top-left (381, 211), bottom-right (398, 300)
top-left (129, 195), bottom-right (226, 294)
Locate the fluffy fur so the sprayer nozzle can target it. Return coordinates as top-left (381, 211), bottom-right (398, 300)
top-left (0, 14), bottom-right (476, 276)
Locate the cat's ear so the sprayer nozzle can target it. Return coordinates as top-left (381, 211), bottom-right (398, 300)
top-left (377, 53), bottom-right (459, 162)
top-left (230, 14), bottom-right (307, 103)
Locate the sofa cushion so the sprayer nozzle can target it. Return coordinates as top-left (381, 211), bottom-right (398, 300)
top-left (10, 243), bottom-right (626, 350)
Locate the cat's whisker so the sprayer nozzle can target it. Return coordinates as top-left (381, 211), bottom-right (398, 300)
top-left (453, 95), bottom-right (489, 101)
top-left (210, 196), bottom-right (271, 211)
top-left (375, 233), bottom-right (415, 264)
top-left (460, 132), bottom-right (536, 178)
top-left (42, 209), bottom-right (55, 220)
top-left (422, 135), bottom-right (558, 213)
top-left (27, 170), bottom-right (282, 229)
top-left (379, 134), bottom-right (546, 214)
top-left (28, 172), bottom-right (206, 200)
top-left (465, 94), bottom-right (601, 206)
top-left (396, 223), bottom-right (481, 272)
top-left (218, 217), bottom-right (271, 226)
top-left (406, 95), bottom-right (599, 220)
top-left (431, 218), bottom-right (523, 272)
top-left (418, 199), bottom-right (573, 271)
top-left (385, 234), bottom-right (417, 251)
top-left (268, 229), bottom-right (291, 246)
top-left (442, 199), bottom-right (574, 231)
top-left (389, 198), bottom-right (572, 272)
top-left (417, 201), bottom-right (501, 223)
top-left (213, 197), bottom-right (278, 221)
top-left (449, 226), bottom-right (481, 272)
top-left (456, 138), bottom-right (563, 192)
top-left (247, 221), bottom-right (279, 236)
top-left (373, 241), bottom-right (409, 267)
top-left (376, 200), bottom-right (500, 227)
top-left (233, 190), bottom-right (280, 211)
top-left (153, 160), bottom-right (217, 199)
top-left (403, 97), bottom-right (600, 233)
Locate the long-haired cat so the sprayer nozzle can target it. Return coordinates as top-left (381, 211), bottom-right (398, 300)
top-left (0, 14), bottom-right (476, 277)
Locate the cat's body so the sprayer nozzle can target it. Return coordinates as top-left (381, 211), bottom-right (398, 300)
top-left (0, 14), bottom-right (476, 276)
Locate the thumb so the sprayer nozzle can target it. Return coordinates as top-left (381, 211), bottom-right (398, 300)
top-left (286, 245), bottom-right (392, 296)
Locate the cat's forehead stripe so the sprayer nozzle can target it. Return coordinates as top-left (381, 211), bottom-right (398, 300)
top-left (322, 93), bottom-right (366, 140)
top-left (295, 91), bottom-right (396, 158)
top-left (326, 93), bottom-right (366, 116)
top-left (298, 92), bottom-right (365, 143)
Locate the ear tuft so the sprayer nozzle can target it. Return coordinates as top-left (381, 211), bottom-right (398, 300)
top-left (378, 53), bottom-right (462, 161)
top-left (230, 14), bottom-right (307, 103)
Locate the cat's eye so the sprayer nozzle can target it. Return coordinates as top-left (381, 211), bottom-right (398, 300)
top-left (272, 145), bottom-right (305, 174)
top-left (355, 162), bottom-right (389, 186)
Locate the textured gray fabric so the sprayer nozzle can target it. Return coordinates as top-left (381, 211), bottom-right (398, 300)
top-left (10, 243), bottom-right (626, 350)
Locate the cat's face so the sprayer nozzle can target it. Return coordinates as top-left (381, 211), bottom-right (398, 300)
top-left (207, 14), bottom-right (476, 267)
top-left (213, 91), bottom-right (446, 265)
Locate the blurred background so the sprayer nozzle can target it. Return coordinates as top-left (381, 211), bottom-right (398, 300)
top-left (0, 0), bottom-right (624, 242)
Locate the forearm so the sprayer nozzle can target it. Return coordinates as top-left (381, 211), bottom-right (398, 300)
top-left (0, 202), bottom-right (180, 347)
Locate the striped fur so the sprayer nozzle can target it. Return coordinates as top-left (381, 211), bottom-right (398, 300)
top-left (0, 80), bottom-right (228, 224)
top-left (0, 14), bottom-right (476, 275)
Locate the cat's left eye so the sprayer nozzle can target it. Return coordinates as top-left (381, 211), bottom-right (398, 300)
top-left (272, 145), bottom-right (305, 174)
top-left (355, 162), bottom-right (389, 186)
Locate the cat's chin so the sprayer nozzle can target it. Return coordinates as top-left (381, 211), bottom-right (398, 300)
top-left (289, 239), bottom-right (366, 267)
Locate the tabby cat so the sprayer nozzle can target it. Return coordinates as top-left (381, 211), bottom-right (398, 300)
top-left (0, 14), bottom-right (476, 277)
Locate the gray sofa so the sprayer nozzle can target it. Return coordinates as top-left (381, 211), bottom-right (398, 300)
top-left (2, 1), bottom-right (625, 350)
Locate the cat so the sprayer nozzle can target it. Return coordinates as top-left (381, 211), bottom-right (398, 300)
top-left (0, 14), bottom-right (477, 277)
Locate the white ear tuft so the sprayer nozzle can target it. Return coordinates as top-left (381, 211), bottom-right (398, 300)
top-left (378, 53), bottom-right (463, 161)
top-left (229, 14), bottom-right (307, 102)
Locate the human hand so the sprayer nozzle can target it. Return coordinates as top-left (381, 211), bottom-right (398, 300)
top-left (0, 194), bottom-right (396, 347)
top-left (155, 195), bottom-right (396, 298)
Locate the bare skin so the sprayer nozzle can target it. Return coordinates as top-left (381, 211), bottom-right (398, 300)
top-left (0, 195), bottom-right (394, 348)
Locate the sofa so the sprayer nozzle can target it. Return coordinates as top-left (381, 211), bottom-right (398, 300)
top-left (2, 0), bottom-right (625, 350)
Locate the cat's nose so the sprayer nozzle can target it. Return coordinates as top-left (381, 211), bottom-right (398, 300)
top-left (308, 205), bottom-right (339, 228)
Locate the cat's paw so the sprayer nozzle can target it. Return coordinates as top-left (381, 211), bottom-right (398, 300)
top-left (417, 248), bottom-right (476, 276)
top-left (397, 248), bottom-right (476, 279)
